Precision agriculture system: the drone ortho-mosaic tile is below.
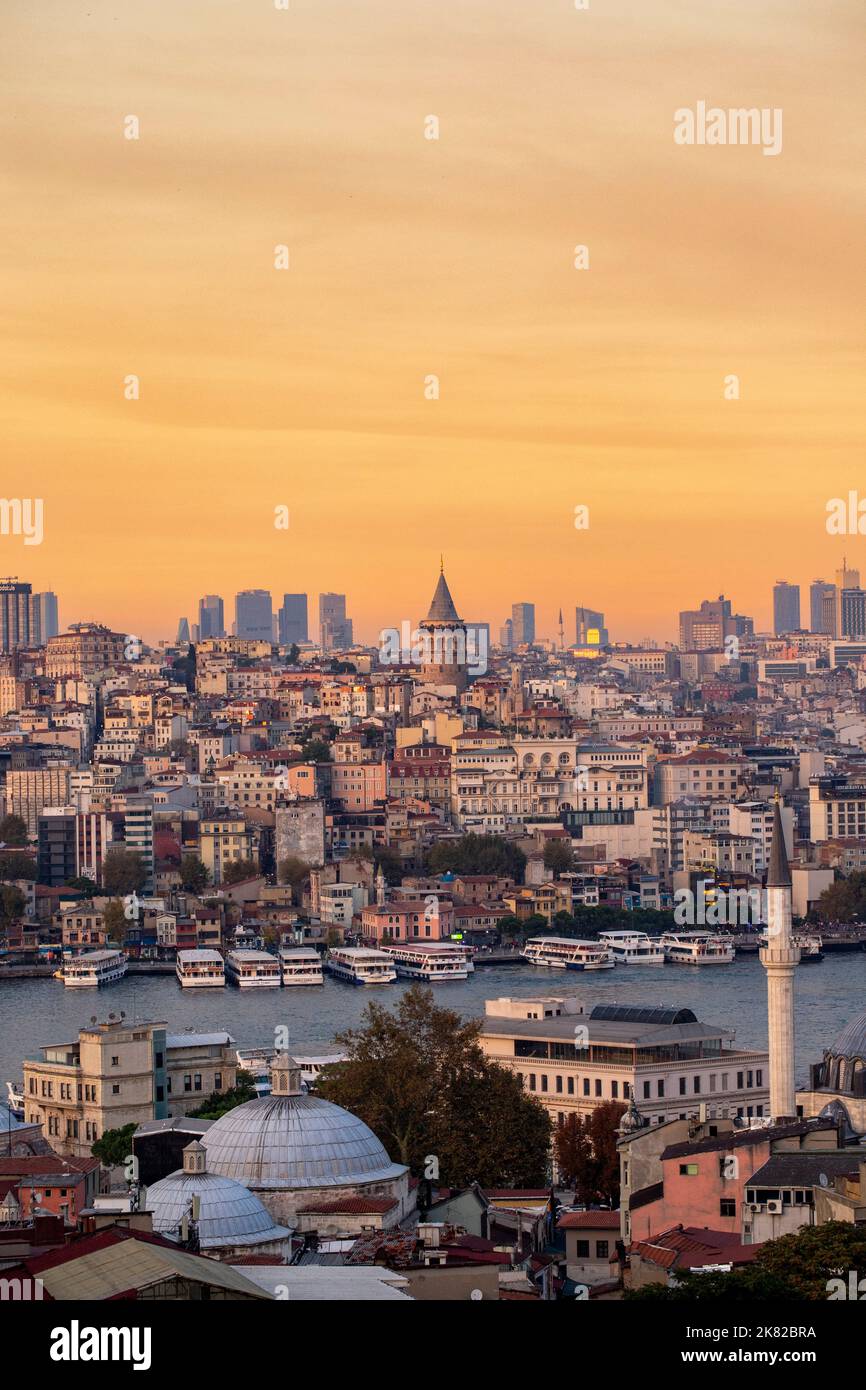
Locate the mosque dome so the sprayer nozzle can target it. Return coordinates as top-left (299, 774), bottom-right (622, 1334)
top-left (618, 1096), bottom-right (648, 1136)
top-left (828, 1011), bottom-right (866, 1063)
top-left (201, 1055), bottom-right (407, 1191)
top-left (817, 1099), bottom-right (859, 1144)
top-left (143, 1141), bottom-right (291, 1250)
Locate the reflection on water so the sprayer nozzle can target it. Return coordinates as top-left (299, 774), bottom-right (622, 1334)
top-left (0, 952), bottom-right (862, 1087)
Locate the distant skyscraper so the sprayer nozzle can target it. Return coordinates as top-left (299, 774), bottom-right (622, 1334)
top-left (840, 588), bottom-right (866, 639)
top-left (234, 590), bottom-right (274, 642)
top-left (499, 618), bottom-right (514, 650)
top-left (810, 580), bottom-right (835, 634)
top-left (279, 594), bottom-right (308, 646)
top-left (176, 617), bottom-right (190, 644)
top-left (30, 590), bottom-right (59, 645)
top-left (835, 561), bottom-right (860, 638)
top-left (0, 578), bottom-right (32, 652)
top-left (575, 606), bottom-right (608, 647)
top-left (198, 594), bottom-right (225, 639)
top-left (773, 581), bottom-right (800, 635)
top-left (319, 593), bottom-right (353, 651)
top-left (511, 602), bottom-right (535, 646)
top-left (678, 595), bottom-right (751, 651)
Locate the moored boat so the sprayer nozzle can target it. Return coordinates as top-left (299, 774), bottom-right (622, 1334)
top-left (521, 936), bottom-right (614, 971)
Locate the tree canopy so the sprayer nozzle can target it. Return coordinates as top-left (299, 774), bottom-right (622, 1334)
top-left (426, 834), bottom-right (526, 881)
top-left (0, 814), bottom-right (28, 846)
top-left (180, 855), bottom-right (210, 895)
top-left (102, 847), bottom-right (148, 896)
top-left (553, 1101), bottom-right (625, 1205)
top-left (316, 985), bottom-right (551, 1187)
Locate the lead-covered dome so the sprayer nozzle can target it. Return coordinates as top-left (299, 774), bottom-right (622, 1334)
top-left (829, 1011), bottom-right (866, 1062)
top-left (201, 1054), bottom-right (406, 1191)
top-left (143, 1141), bottom-right (291, 1249)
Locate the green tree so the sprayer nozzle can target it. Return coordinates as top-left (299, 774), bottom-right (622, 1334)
top-left (553, 1101), bottom-right (625, 1205)
top-left (64, 875), bottom-right (98, 895)
top-left (0, 884), bottom-right (26, 929)
top-left (92, 1122), bottom-right (137, 1168)
top-left (287, 643), bottom-right (300, 665)
top-left (0, 814), bottom-right (28, 846)
top-left (543, 840), bottom-right (573, 875)
top-left (426, 833), bottom-right (526, 881)
top-left (0, 853), bottom-right (37, 882)
top-left (189, 1070), bottom-right (257, 1119)
top-left (277, 856), bottom-right (311, 889)
top-left (817, 872), bottom-right (866, 923)
top-left (316, 985), bottom-right (551, 1186)
top-left (102, 847), bottom-right (147, 896)
top-left (103, 899), bottom-right (127, 944)
top-left (301, 738), bottom-right (332, 763)
top-left (179, 855), bottom-right (210, 894)
top-left (221, 857), bottom-right (259, 885)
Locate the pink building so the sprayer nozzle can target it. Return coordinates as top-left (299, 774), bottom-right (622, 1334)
top-left (329, 761), bottom-right (388, 811)
top-left (361, 899), bottom-right (454, 944)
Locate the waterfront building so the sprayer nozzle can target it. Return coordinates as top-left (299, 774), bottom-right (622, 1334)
top-left (479, 997), bottom-right (770, 1127)
top-left (22, 1018), bottom-right (237, 1157)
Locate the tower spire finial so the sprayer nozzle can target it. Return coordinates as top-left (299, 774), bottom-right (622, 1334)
top-left (440, 553), bottom-right (444, 574)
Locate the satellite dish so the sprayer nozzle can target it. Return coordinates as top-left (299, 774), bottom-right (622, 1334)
top-left (90, 1016), bottom-right (97, 1023)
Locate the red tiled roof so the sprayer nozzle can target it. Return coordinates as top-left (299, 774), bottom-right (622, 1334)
top-left (296, 1197), bottom-right (397, 1215)
top-left (558, 1211), bottom-right (620, 1230)
top-left (630, 1225), bottom-right (760, 1271)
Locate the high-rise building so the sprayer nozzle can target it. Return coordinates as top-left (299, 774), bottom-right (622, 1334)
top-left (124, 796), bottom-right (155, 894)
top-left (176, 617), bottom-right (190, 645)
top-left (499, 618), bottom-right (514, 650)
top-left (772, 581), bottom-right (800, 635)
top-left (30, 591), bottom-right (59, 645)
top-left (835, 562), bottom-right (861, 638)
top-left (575, 606), bottom-right (608, 647)
top-left (840, 588), bottom-right (866, 639)
top-left (0, 578), bottom-right (32, 652)
top-left (234, 590), bottom-right (273, 642)
top-left (278, 594), bottom-right (308, 646)
top-left (809, 580), bottom-right (835, 634)
top-left (198, 595), bottom-right (225, 640)
top-left (319, 593), bottom-right (353, 651)
top-left (511, 602), bottom-right (535, 646)
top-left (678, 595), bottom-right (752, 651)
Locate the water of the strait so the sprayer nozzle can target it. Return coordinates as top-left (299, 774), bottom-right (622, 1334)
top-left (0, 952), bottom-right (862, 1089)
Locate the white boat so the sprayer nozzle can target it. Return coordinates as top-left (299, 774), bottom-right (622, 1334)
top-left (225, 949), bottom-right (281, 988)
top-left (176, 948), bottom-right (225, 988)
top-left (380, 942), bottom-right (474, 981)
top-left (597, 931), bottom-right (665, 965)
top-left (58, 949), bottom-right (128, 987)
top-left (660, 932), bottom-right (735, 965)
top-left (521, 936), bottom-right (615, 971)
top-left (326, 946), bottom-right (397, 985)
top-left (279, 947), bottom-right (324, 986)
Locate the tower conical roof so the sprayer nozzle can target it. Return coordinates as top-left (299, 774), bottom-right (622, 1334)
top-left (426, 567), bottom-right (460, 622)
top-left (766, 796), bottom-right (791, 888)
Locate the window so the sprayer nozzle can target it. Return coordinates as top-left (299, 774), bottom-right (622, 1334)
top-left (693, 1076), bottom-right (701, 1094)
top-left (567, 1077), bottom-right (574, 1096)
top-left (596, 1241), bottom-right (609, 1259)
top-left (658, 1080), bottom-right (664, 1098)
top-left (540, 1075), bottom-right (548, 1093)
top-left (583, 1078), bottom-right (590, 1096)
top-left (720, 1199), bottom-right (736, 1218)
top-left (184, 1074), bottom-right (192, 1092)
top-left (594, 1079), bottom-right (602, 1097)
top-left (112, 1084), bottom-right (120, 1095)
top-left (643, 1080), bottom-right (651, 1100)
top-left (575, 1240), bottom-right (589, 1258)
top-left (679, 1077), bottom-right (686, 1095)
top-left (111, 1056), bottom-right (119, 1067)
top-left (679, 1163), bottom-right (698, 1176)
top-left (194, 1074), bottom-right (202, 1091)
top-left (611, 1081), bottom-right (619, 1099)
top-left (555, 1076), bottom-right (563, 1094)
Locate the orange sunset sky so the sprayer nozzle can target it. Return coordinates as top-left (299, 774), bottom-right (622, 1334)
top-left (2, 0), bottom-right (864, 645)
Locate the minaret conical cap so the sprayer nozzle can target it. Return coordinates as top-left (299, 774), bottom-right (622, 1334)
top-left (766, 796), bottom-right (791, 888)
top-left (425, 568), bottom-right (460, 622)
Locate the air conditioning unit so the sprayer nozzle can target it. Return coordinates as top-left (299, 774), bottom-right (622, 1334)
top-left (745, 1202), bottom-right (761, 1213)
top-left (766, 1200), bottom-right (783, 1215)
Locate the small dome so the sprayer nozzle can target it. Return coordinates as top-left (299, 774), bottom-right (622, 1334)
top-left (201, 1093), bottom-right (406, 1190)
top-left (818, 1099), bottom-right (858, 1142)
top-left (618, 1097), bottom-right (648, 1136)
top-left (143, 1170), bottom-right (291, 1249)
top-left (828, 1011), bottom-right (866, 1062)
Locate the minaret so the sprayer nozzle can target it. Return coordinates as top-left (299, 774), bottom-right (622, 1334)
top-left (759, 796), bottom-right (799, 1120)
top-left (375, 863), bottom-right (386, 906)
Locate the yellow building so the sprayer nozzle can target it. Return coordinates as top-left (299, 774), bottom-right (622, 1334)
top-left (199, 812), bottom-right (256, 885)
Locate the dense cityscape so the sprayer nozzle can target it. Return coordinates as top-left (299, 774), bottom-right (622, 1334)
top-left (1, 565), bottom-right (865, 1313)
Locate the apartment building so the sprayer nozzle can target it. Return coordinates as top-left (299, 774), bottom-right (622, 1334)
top-left (479, 998), bottom-right (769, 1129)
top-left (22, 1017), bottom-right (236, 1158)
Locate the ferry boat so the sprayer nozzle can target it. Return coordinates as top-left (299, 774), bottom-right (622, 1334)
top-left (225, 949), bottom-right (281, 988)
top-left (759, 931), bottom-right (824, 963)
top-left (325, 946), bottom-right (397, 985)
top-left (660, 932), bottom-right (735, 965)
top-left (279, 947), bottom-right (324, 986)
top-left (58, 949), bottom-right (128, 987)
top-left (597, 931), bottom-right (665, 965)
top-left (175, 948), bottom-right (226, 988)
top-left (521, 937), bottom-right (615, 971)
top-left (380, 942), bottom-right (474, 981)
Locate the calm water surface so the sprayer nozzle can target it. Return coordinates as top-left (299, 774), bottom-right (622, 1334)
top-left (1, 953), bottom-right (863, 1089)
